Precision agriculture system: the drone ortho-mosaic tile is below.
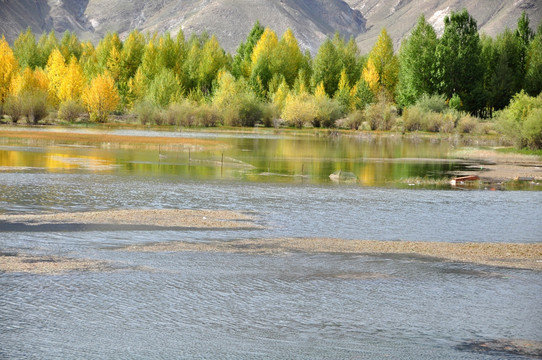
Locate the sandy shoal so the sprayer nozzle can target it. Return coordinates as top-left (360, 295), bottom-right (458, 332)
top-left (0, 209), bottom-right (260, 229)
top-left (0, 253), bottom-right (109, 275)
top-left (121, 238), bottom-right (542, 270)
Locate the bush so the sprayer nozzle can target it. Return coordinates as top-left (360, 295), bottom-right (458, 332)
top-left (4, 95), bottom-right (23, 123)
top-left (344, 110), bottom-right (364, 130)
top-left (365, 96), bottom-right (397, 130)
top-left (314, 96), bottom-right (344, 128)
top-left (261, 103), bottom-right (279, 127)
top-left (457, 114), bottom-right (479, 134)
top-left (402, 106), bottom-right (424, 131)
top-left (58, 100), bottom-right (85, 122)
top-left (416, 94), bottom-right (448, 113)
top-left (281, 94), bottom-right (317, 128)
top-left (196, 104), bottom-right (221, 127)
top-left (497, 91), bottom-right (542, 149)
top-left (237, 94), bottom-right (263, 127)
top-left (3, 91), bottom-right (48, 124)
top-left (133, 100), bottom-right (161, 125)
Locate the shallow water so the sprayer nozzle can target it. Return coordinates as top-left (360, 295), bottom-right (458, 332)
top-left (1, 129), bottom-right (541, 359)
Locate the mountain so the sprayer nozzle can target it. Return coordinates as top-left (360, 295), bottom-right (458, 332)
top-left (0, 0), bottom-right (540, 54)
top-left (344, 0), bottom-right (541, 51)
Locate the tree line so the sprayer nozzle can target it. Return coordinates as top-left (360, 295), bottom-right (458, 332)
top-left (0, 10), bottom-right (541, 147)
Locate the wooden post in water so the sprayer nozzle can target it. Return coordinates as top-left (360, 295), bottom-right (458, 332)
top-left (221, 151), bottom-right (224, 177)
top-left (301, 164), bottom-right (304, 183)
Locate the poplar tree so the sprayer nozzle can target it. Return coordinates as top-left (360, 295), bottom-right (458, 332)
top-left (82, 72), bottom-right (120, 122)
top-left (312, 38), bottom-right (340, 96)
top-left (250, 28), bottom-right (279, 95)
top-left (13, 28), bottom-right (39, 69)
top-left (434, 9), bottom-right (483, 113)
top-left (232, 21), bottom-right (264, 79)
top-left (0, 36), bottom-right (19, 103)
top-left (396, 15), bottom-right (438, 107)
top-left (362, 28), bottom-right (398, 100)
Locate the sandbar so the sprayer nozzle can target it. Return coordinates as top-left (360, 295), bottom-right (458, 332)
top-left (121, 238), bottom-right (542, 270)
top-left (0, 209), bottom-right (260, 230)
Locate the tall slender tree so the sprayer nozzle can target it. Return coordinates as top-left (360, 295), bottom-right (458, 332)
top-left (396, 15), bottom-right (438, 107)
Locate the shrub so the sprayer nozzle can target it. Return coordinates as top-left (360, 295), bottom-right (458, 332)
top-left (237, 94), bottom-right (263, 127)
top-left (4, 95), bottom-right (23, 123)
top-left (344, 110), bottom-right (364, 130)
top-left (196, 104), bottom-right (221, 127)
top-left (133, 100), bottom-right (161, 125)
top-left (314, 96), bottom-right (344, 128)
top-left (497, 91), bottom-right (542, 149)
top-left (416, 94), bottom-right (448, 113)
top-left (422, 111), bottom-right (440, 132)
top-left (58, 100), bottom-right (85, 122)
top-left (402, 106), bottom-right (424, 131)
top-left (261, 103), bottom-right (279, 127)
top-left (281, 94), bottom-right (317, 128)
top-left (365, 96), bottom-right (397, 130)
top-left (457, 114), bottom-right (479, 134)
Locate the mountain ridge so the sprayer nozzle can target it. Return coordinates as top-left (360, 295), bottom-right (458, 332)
top-left (0, 0), bottom-right (540, 54)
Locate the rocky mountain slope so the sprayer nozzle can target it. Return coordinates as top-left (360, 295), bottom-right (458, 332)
top-left (0, 0), bottom-right (540, 54)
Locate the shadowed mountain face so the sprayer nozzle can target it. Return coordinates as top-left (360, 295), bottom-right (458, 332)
top-left (0, 0), bottom-right (540, 53)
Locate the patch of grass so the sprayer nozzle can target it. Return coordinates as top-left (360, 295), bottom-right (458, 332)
top-left (496, 147), bottom-right (542, 157)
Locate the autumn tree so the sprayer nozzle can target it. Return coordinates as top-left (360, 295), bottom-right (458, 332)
top-left (396, 15), bottom-right (438, 107)
top-left (0, 36), bottom-right (19, 104)
top-left (95, 32), bottom-right (122, 73)
top-left (45, 49), bottom-right (67, 104)
top-left (362, 28), bottom-right (399, 100)
top-left (58, 57), bottom-right (86, 102)
top-left (434, 9), bottom-right (483, 113)
top-left (82, 72), bottom-right (120, 122)
top-left (272, 29), bottom-right (304, 87)
top-left (198, 35), bottom-right (228, 94)
top-left (232, 21), bottom-right (265, 79)
top-left (250, 28), bottom-right (279, 96)
top-left (37, 30), bottom-right (59, 68)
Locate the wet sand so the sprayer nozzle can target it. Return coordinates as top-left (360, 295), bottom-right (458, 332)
top-left (0, 252), bottom-right (109, 275)
top-left (0, 209), bottom-right (260, 230)
top-left (452, 148), bottom-right (542, 182)
top-left (121, 238), bottom-right (542, 270)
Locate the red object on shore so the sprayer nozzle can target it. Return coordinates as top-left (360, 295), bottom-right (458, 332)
top-left (450, 175), bottom-right (480, 186)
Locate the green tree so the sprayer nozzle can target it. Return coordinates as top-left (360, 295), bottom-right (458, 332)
top-left (37, 30), bottom-right (59, 68)
top-left (515, 10), bottom-right (535, 80)
top-left (333, 34), bottom-right (361, 86)
top-left (497, 91), bottom-right (542, 149)
top-left (490, 30), bottom-right (523, 111)
top-left (525, 33), bottom-right (542, 96)
top-left (146, 68), bottom-right (181, 108)
top-left (272, 29), bottom-right (304, 87)
top-left (13, 28), bottom-right (40, 69)
top-left (396, 15), bottom-right (438, 107)
top-left (312, 38), bottom-right (341, 96)
top-left (232, 21), bottom-right (264, 79)
top-left (198, 35), bottom-right (228, 94)
top-left (59, 31), bottom-right (82, 61)
top-left (434, 9), bottom-right (483, 113)
top-left (95, 32), bottom-right (122, 73)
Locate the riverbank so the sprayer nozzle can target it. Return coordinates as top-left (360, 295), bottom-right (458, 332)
top-left (121, 238), bottom-right (542, 271)
top-left (451, 148), bottom-right (542, 183)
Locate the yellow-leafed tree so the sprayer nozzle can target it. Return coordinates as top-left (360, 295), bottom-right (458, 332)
top-left (10, 67), bottom-right (49, 96)
top-left (45, 49), bottom-right (67, 104)
top-left (362, 28), bottom-right (399, 100)
top-left (82, 72), bottom-right (119, 122)
top-left (0, 36), bottom-right (19, 103)
top-left (58, 57), bottom-right (85, 102)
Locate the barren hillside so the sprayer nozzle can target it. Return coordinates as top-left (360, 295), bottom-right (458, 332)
top-left (0, 0), bottom-right (540, 54)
